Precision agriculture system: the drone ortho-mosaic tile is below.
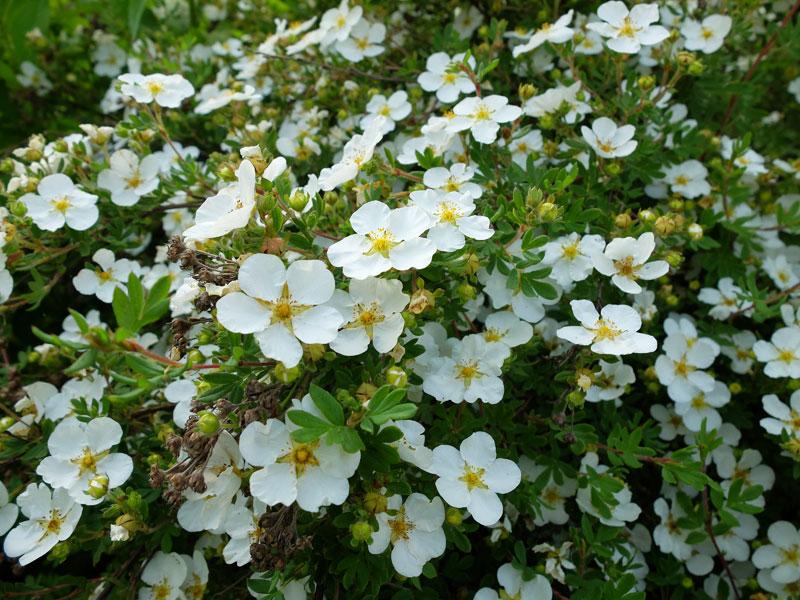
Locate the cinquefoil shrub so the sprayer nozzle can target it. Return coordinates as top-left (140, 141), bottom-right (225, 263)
top-left (1, 1), bottom-right (800, 598)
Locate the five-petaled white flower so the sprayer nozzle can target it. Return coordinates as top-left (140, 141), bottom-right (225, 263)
top-left (98, 149), bottom-right (161, 206)
top-left (543, 233), bottom-right (606, 287)
top-left (423, 334), bottom-right (506, 404)
top-left (581, 117), bottom-right (638, 158)
top-left (216, 254), bottom-right (343, 368)
top-left (182, 159), bottom-right (256, 241)
top-left (681, 15), bottom-right (732, 54)
top-left (588, 2), bottom-right (669, 54)
top-left (138, 551), bottom-right (187, 600)
top-left (512, 10), bottom-right (575, 57)
top-left (593, 232), bottom-right (669, 294)
top-left (557, 300), bottom-right (657, 355)
top-left (430, 431), bottom-right (521, 526)
top-left (752, 521), bottom-right (800, 585)
top-left (449, 95), bottom-right (522, 144)
top-left (417, 51), bottom-right (476, 103)
top-left (3, 483), bottom-right (82, 566)
top-left (754, 327), bottom-right (800, 379)
top-left (663, 160), bottom-right (711, 199)
top-left (328, 277), bottom-right (409, 356)
top-left (20, 174), bottom-right (99, 232)
top-left (367, 493), bottom-right (446, 577)
top-left (410, 189), bottom-right (493, 251)
top-left (73, 248), bottom-right (141, 303)
top-left (327, 201), bottom-right (435, 279)
top-left (361, 90), bottom-right (411, 134)
top-left (239, 397), bottom-right (360, 512)
top-left (36, 417), bottom-right (133, 505)
top-left (474, 562), bottom-right (553, 600)
top-left (118, 73), bottom-right (194, 108)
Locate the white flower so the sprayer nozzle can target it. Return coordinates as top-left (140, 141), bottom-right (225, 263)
top-left (449, 95), bottom-right (522, 144)
top-left (763, 254), bottom-right (800, 291)
top-left (327, 201), bottom-right (435, 279)
top-left (716, 448), bottom-right (774, 506)
top-left (663, 160), bottom-right (711, 199)
top-left (533, 541), bottom-right (575, 584)
top-left (138, 551), bottom-right (187, 600)
top-left (177, 467), bottom-right (240, 533)
top-left (36, 417), bottom-right (132, 505)
top-left (474, 563), bottom-right (552, 600)
top-left (576, 452), bottom-right (641, 527)
top-left (422, 162), bottom-right (483, 200)
top-left (681, 15), bottom-right (732, 54)
top-left (557, 300), bottom-right (657, 355)
top-left (3, 483), bottom-right (82, 566)
top-left (17, 61), bottom-right (52, 95)
top-left (653, 496), bottom-right (693, 561)
top-left (698, 277), bottom-right (749, 320)
top-left (673, 381), bottom-right (730, 432)
top-left (519, 458), bottom-right (577, 526)
top-left (20, 174), bottom-right (99, 232)
top-left (655, 332), bottom-right (718, 403)
top-left (73, 248), bottom-right (141, 303)
top-left (390, 420), bottom-right (434, 470)
top-left (239, 396), bottom-right (360, 512)
top-left (753, 521), bottom-right (800, 584)
top-left (336, 18), bottom-right (386, 62)
top-left (164, 378), bottom-right (196, 428)
top-left (583, 359), bottom-right (636, 403)
top-left (215, 254), bottom-right (342, 368)
top-left (417, 52), bottom-right (476, 103)
top-left (479, 265), bottom-right (561, 323)
top-left (367, 493), bottom-right (445, 577)
top-left (588, 2), bottom-right (669, 54)
top-left (410, 190), bottom-right (493, 251)
top-left (98, 149), bottom-right (161, 206)
top-left (481, 311), bottom-right (534, 353)
top-left (453, 5), bottom-right (483, 39)
top-left (423, 335), bottom-right (505, 404)
top-left (542, 233), bottom-right (605, 287)
top-left (512, 10), bottom-right (574, 57)
top-left (318, 117), bottom-right (385, 190)
top-left (754, 327), bottom-right (800, 378)
top-left (328, 277), bottom-right (409, 356)
top-left (92, 41), bottom-right (127, 77)
top-left (721, 330), bottom-right (757, 374)
top-left (760, 390), bottom-right (800, 437)
top-left (430, 431), bottom-right (520, 526)
top-left (182, 160), bottom-right (256, 241)
top-left (0, 481), bottom-right (18, 536)
top-left (650, 403), bottom-right (688, 441)
top-left (223, 495), bottom-right (266, 566)
top-left (592, 232), bottom-right (668, 294)
top-left (180, 550), bottom-right (209, 600)
top-left (109, 524), bottom-right (129, 542)
top-left (581, 117), bottom-right (638, 158)
top-left (506, 129), bottom-right (546, 167)
top-left (194, 83), bottom-right (258, 114)
top-left (790, 77), bottom-right (800, 103)
top-left (360, 90), bottom-right (411, 134)
top-left (523, 83), bottom-right (593, 125)
top-left (119, 73), bottom-right (194, 108)
top-left (319, 0), bottom-right (363, 45)
top-left (720, 136), bottom-right (767, 177)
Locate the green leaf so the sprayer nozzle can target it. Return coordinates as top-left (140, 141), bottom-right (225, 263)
top-left (365, 386), bottom-right (416, 426)
top-left (113, 287), bottom-right (137, 332)
top-left (127, 0), bottom-right (147, 39)
top-left (309, 383), bottom-right (344, 425)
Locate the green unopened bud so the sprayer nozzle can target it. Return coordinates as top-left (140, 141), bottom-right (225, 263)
top-left (386, 366), bottom-right (408, 388)
top-left (687, 60), bottom-right (705, 76)
top-left (50, 541), bottom-right (70, 561)
top-left (537, 201), bottom-right (558, 222)
top-left (0, 416), bottom-right (15, 433)
top-left (351, 521), bottom-right (373, 542)
top-left (605, 162), bottom-right (622, 176)
top-left (566, 390), bottom-right (584, 408)
top-left (687, 223), bottom-right (703, 240)
top-left (305, 343), bottom-right (326, 362)
top-left (729, 382), bottom-right (742, 394)
top-left (788, 379), bottom-right (800, 392)
top-left (87, 474), bottom-right (109, 499)
top-left (463, 251), bottom-right (481, 276)
top-left (446, 507), bottom-right (463, 526)
top-left (665, 250), bottom-right (683, 268)
top-left (356, 383), bottom-right (377, 405)
top-left (538, 113), bottom-right (556, 130)
top-left (637, 75), bottom-right (655, 91)
top-left (24, 148), bottom-right (43, 162)
top-left (518, 83), bottom-right (537, 101)
top-left (681, 577), bottom-right (693, 589)
top-left (274, 362), bottom-right (301, 383)
top-left (638, 209), bottom-right (656, 223)
top-left (456, 282), bottom-right (477, 301)
top-left (323, 191), bottom-right (338, 205)
top-left (364, 491), bottom-right (388, 514)
top-left (654, 216), bottom-right (676, 236)
top-left (0, 158), bottom-right (14, 173)
top-left (615, 213), bottom-right (633, 229)
top-left (289, 190), bottom-right (310, 211)
top-left (186, 349), bottom-right (204, 365)
top-left (196, 411), bottom-right (221, 436)
top-left (666, 293), bottom-right (679, 307)
top-left (676, 51), bottom-right (695, 66)
top-left (9, 200), bottom-right (26, 217)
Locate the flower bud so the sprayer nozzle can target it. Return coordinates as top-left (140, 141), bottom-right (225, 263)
top-left (637, 75), bottom-right (655, 91)
top-left (537, 201), bottom-right (559, 222)
top-left (289, 190), bottom-right (310, 211)
top-left (386, 366), bottom-right (408, 388)
top-left (364, 491), bottom-right (388, 514)
top-left (518, 83), bottom-right (537, 101)
top-left (687, 223), bottom-right (703, 240)
top-left (665, 250), bottom-right (683, 268)
top-left (9, 201), bottom-right (27, 217)
top-left (446, 507), bottom-right (463, 526)
top-left (87, 474), bottom-right (109, 499)
top-left (196, 411), bottom-right (221, 436)
top-left (729, 382), bottom-right (742, 394)
top-left (274, 362), bottom-right (301, 383)
top-left (538, 113), bottom-right (556, 130)
top-left (0, 416), bottom-right (15, 433)
top-left (566, 390), bottom-right (584, 408)
top-left (654, 216), bottom-right (676, 236)
top-left (463, 251), bottom-right (481, 276)
top-left (456, 282), bottom-right (476, 301)
top-left (408, 288), bottom-right (435, 314)
top-left (638, 209), bottom-right (656, 222)
top-left (356, 383), bottom-right (377, 405)
top-left (605, 162), bottom-right (622, 176)
top-left (351, 521), bottom-right (373, 542)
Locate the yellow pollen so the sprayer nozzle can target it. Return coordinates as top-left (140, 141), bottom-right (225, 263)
top-left (378, 105), bottom-right (392, 117)
top-left (443, 72), bottom-right (457, 84)
top-left (436, 202), bottom-right (461, 224)
top-left (152, 582), bottom-right (171, 600)
top-left (779, 349), bottom-right (796, 363)
top-left (274, 300), bottom-right (293, 320)
top-left (614, 256), bottom-right (638, 278)
top-left (592, 319), bottom-right (621, 341)
top-left (459, 466), bottom-right (488, 490)
top-left (674, 175), bottom-right (689, 185)
top-left (618, 17), bottom-right (638, 37)
top-left (473, 106), bottom-right (491, 120)
top-left (147, 82), bottom-right (164, 95)
top-left (690, 395), bottom-right (707, 409)
top-left (456, 361), bottom-right (481, 383)
top-left (388, 511), bottom-right (414, 542)
top-left (598, 141), bottom-right (615, 153)
top-left (543, 487), bottom-right (560, 505)
top-left (41, 509), bottom-right (64, 535)
top-left (52, 197), bottom-right (71, 213)
top-left (484, 328), bottom-right (504, 343)
top-left (562, 242), bottom-right (580, 260)
top-left (336, 15), bottom-right (346, 28)
top-left (72, 447), bottom-right (99, 475)
top-left (125, 172), bottom-right (142, 189)
top-left (701, 27), bottom-right (714, 39)
top-left (98, 270), bottom-right (113, 282)
top-left (278, 442), bottom-right (319, 475)
top-left (367, 228), bottom-right (396, 256)
top-left (674, 358), bottom-right (692, 377)
top-left (356, 38), bottom-right (368, 50)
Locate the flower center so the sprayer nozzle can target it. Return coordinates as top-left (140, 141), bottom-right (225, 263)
top-left (456, 360), bottom-right (481, 384)
top-left (618, 17), bottom-right (639, 38)
top-left (442, 72), bottom-right (457, 84)
top-left (459, 465), bottom-right (488, 490)
top-left (436, 201), bottom-right (462, 225)
top-left (98, 270), bottom-right (113, 282)
top-left (125, 171), bottom-right (142, 189)
top-left (613, 256), bottom-right (638, 278)
top-left (690, 394), bottom-right (707, 410)
top-left (592, 319), bottom-right (621, 341)
top-left (388, 511), bottom-right (414, 542)
top-left (72, 447), bottom-right (100, 475)
top-left (278, 442), bottom-right (320, 475)
top-left (779, 349), bottom-right (796, 363)
top-left (701, 27), bottom-right (714, 39)
top-left (484, 328), bottom-right (504, 343)
top-left (367, 228), bottom-right (397, 256)
top-left (40, 509), bottom-right (65, 536)
top-left (674, 175), bottom-right (689, 185)
top-left (597, 141), bottom-right (615, 153)
top-left (562, 241), bottom-right (580, 260)
top-left (473, 105), bottom-right (492, 120)
top-left (152, 582), bottom-right (171, 600)
top-left (336, 15), bottom-right (346, 28)
top-left (543, 487), bottom-right (561, 504)
top-left (185, 576), bottom-right (206, 599)
top-left (52, 197), bottom-right (71, 213)
top-left (674, 358), bottom-right (694, 377)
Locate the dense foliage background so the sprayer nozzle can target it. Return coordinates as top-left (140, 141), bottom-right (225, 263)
top-left (1, 0), bottom-right (800, 599)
